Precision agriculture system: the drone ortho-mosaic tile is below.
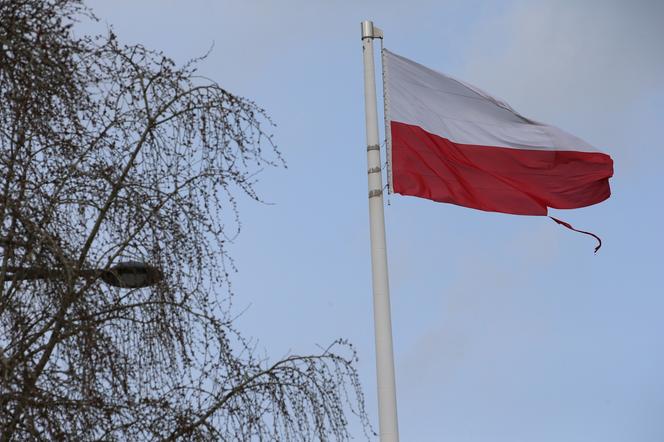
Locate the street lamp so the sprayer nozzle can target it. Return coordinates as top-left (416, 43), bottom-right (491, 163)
top-left (2, 261), bottom-right (163, 288)
top-left (99, 261), bottom-right (163, 288)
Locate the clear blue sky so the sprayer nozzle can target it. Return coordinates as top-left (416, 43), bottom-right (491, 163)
top-left (83, 1), bottom-right (664, 440)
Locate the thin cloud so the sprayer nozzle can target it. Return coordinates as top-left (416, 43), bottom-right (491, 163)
top-left (461, 0), bottom-right (664, 117)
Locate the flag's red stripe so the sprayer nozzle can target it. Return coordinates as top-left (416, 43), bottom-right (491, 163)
top-left (391, 121), bottom-right (614, 215)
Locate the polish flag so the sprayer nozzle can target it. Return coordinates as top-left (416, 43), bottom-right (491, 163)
top-left (383, 49), bottom-right (614, 216)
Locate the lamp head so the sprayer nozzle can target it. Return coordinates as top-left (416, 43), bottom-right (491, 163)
top-left (101, 261), bottom-right (163, 288)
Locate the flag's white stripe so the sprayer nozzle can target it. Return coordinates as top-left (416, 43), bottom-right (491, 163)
top-left (384, 49), bottom-right (598, 153)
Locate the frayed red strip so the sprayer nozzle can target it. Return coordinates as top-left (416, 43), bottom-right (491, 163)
top-left (549, 216), bottom-right (602, 254)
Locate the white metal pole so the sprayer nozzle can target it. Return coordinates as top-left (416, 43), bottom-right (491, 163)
top-left (361, 20), bottom-right (400, 442)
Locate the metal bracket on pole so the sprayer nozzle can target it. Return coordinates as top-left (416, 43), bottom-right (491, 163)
top-left (361, 21), bottom-right (383, 39)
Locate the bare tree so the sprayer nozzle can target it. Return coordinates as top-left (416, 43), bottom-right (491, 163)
top-left (0, 1), bottom-right (370, 440)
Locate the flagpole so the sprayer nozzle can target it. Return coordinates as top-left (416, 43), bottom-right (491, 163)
top-left (361, 20), bottom-right (400, 442)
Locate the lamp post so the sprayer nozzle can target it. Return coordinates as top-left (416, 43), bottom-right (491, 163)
top-left (2, 261), bottom-right (163, 288)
